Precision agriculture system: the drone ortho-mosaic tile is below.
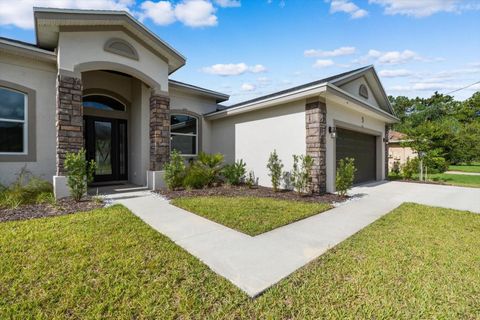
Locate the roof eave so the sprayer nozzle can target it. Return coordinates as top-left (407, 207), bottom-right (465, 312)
top-left (169, 80), bottom-right (229, 102)
top-left (0, 38), bottom-right (56, 62)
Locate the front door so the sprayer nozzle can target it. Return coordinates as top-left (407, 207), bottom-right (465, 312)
top-left (84, 116), bottom-right (127, 183)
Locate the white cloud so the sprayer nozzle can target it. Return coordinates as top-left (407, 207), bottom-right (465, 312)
top-left (313, 59), bottom-right (335, 68)
top-left (0, 0), bottom-right (133, 29)
top-left (379, 69), bottom-right (413, 78)
top-left (214, 0), bottom-right (241, 7)
top-left (304, 46), bottom-right (356, 58)
top-left (174, 0), bottom-right (217, 27)
top-left (241, 83), bottom-right (256, 91)
top-left (330, 0), bottom-right (368, 19)
top-left (140, 1), bottom-right (175, 25)
top-left (201, 63), bottom-right (267, 76)
top-left (369, 0), bottom-right (480, 18)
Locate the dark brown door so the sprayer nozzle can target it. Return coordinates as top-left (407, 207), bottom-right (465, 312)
top-left (336, 127), bottom-right (376, 184)
top-left (84, 116), bottom-right (127, 183)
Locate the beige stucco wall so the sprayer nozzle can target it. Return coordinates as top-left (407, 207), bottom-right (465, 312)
top-left (210, 100), bottom-right (306, 188)
top-left (388, 144), bottom-right (417, 170)
top-left (340, 77), bottom-right (381, 108)
top-left (326, 98), bottom-right (386, 193)
top-left (169, 88), bottom-right (219, 154)
top-left (0, 53), bottom-right (57, 185)
top-left (58, 31), bottom-right (169, 92)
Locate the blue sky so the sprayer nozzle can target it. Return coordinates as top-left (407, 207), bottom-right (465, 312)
top-left (1, 0), bottom-right (479, 104)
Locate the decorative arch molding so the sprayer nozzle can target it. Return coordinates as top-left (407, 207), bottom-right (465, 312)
top-left (73, 61), bottom-right (162, 91)
top-left (359, 84), bottom-right (369, 99)
top-left (104, 38), bottom-right (139, 61)
top-left (169, 108), bottom-right (203, 154)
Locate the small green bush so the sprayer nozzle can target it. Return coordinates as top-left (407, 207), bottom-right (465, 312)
top-left (197, 152), bottom-right (224, 187)
top-left (64, 149), bottom-right (96, 202)
top-left (336, 158), bottom-right (356, 196)
top-left (425, 156), bottom-right (448, 174)
top-left (245, 170), bottom-right (258, 189)
top-left (402, 157), bottom-right (419, 180)
top-left (391, 160), bottom-right (401, 175)
top-left (183, 164), bottom-right (211, 189)
top-left (291, 154), bottom-right (314, 194)
top-left (222, 159), bottom-right (247, 185)
top-left (163, 150), bottom-right (186, 190)
top-left (267, 150), bottom-right (284, 192)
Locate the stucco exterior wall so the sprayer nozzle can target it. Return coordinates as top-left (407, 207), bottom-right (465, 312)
top-left (340, 77), bottom-right (381, 108)
top-left (210, 100), bottom-right (306, 188)
top-left (0, 53), bottom-right (57, 185)
top-left (169, 88), bottom-right (219, 154)
top-left (58, 31), bottom-right (169, 92)
top-left (388, 144), bottom-right (417, 170)
top-left (326, 98), bottom-right (386, 193)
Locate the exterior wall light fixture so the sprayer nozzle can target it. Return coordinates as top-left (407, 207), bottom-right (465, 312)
top-left (328, 126), bottom-right (337, 139)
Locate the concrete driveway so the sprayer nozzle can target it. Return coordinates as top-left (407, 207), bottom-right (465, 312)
top-left (107, 181), bottom-right (480, 297)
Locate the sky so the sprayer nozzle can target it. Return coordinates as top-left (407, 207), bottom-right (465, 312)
top-left (0, 0), bottom-right (479, 105)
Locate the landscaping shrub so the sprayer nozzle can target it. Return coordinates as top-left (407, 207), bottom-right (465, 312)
top-left (196, 152), bottom-right (224, 187)
top-left (0, 167), bottom-right (54, 209)
top-left (64, 149), bottom-right (96, 202)
top-left (391, 160), bottom-right (401, 175)
top-left (245, 170), bottom-right (258, 189)
top-left (163, 150), bottom-right (186, 190)
top-left (402, 157), bottom-right (419, 180)
top-left (267, 149), bottom-right (284, 192)
top-left (425, 156), bottom-right (448, 174)
top-left (222, 159), bottom-right (247, 185)
top-left (183, 164), bottom-right (211, 189)
top-left (291, 154), bottom-right (314, 194)
top-left (336, 158), bottom-right (356, 196)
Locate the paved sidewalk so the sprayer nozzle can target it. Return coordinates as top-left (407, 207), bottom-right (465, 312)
top-left (445, 170), bottom-right (480, 176)
top-left (105, 181), bottom-right (480, 297)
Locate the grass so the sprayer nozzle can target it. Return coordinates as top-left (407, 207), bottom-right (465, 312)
top-left (170, 196), bottom-right (332, 236)
top-left (427, 173), bottom-right (480, 188)
top-left (1, 203), bottom-right (480, 318)
top-left (449, 162), bottom-right (480, 173)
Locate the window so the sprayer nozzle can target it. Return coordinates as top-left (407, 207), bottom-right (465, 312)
top-left (170, 114), bottom-right (197, 156)
top-left (359, 84), bottom-right (369, 99)
top-left (0, 87), bottom-right (27, 153)
top-left (83, 95), bottom-right (126, 112)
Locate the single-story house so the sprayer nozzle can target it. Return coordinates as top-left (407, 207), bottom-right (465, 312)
top-left (387, 130), bottom-right (416, 171)
top-left (0, 8), bottom-right (398, 198)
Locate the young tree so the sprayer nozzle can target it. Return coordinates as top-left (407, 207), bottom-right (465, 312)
top-left (267, 150), bottom-right (284, 192)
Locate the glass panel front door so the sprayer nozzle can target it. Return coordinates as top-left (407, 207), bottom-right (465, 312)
top-left (84, 116), bottom-right (127, 183)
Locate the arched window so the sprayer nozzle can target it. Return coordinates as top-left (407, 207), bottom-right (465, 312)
top-left (170, 114), bottom-right (198, 156)
top-left (0, 86), bottom-right (27, 153)
top-left (83, 95), bottom-right (126, 112)
top-left (359, 84), bottom-right (369, 99)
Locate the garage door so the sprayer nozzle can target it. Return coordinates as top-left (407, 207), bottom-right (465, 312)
top-left (336, 127), bottom-right (376, 184)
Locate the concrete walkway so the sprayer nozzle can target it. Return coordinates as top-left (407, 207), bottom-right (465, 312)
top-left (445, 170), bottom-right (480, 176)
top-left (104, 181), bottom-right (480, 297)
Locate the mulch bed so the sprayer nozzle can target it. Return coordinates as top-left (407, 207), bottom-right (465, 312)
top-left (157, 185), bottom-right (347, 204)
top-left (0, 197), bottom-right (104, 223)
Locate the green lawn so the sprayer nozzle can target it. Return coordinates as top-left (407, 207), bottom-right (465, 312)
top-left (170, 196), bottom-right (332, 236)
top-left (427, 173), bottom-right (480, 188)
top-left (2, 203), bottom-right (480, 318)
top-left (449, 163), bottom-right (480, 173)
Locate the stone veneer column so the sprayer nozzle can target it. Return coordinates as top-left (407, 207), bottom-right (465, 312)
top-left (306, 100), bottom-right (327, 194)
top-left (56, 74), bottom-right (83, 176)
top-left (149, 94), bottom-right (170, 171)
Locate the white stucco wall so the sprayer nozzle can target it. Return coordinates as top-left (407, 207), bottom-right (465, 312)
top-left (83, 70), bottom-right (133, 101)
top-left (326, 98), bottom-right (386, 193)
top-left (169, 88), bottom-right (219, 154)
top-left (210, 100), bottom-right (306, 188)
top-left (340, 77), bottom-right (381, 108)
top-left (0, 53), bottom-right (57, 185)
top-left (58, 31), bottom-right (169, 92)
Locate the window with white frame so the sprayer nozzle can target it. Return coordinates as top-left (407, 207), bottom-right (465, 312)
top-left (0, 87), bottom-right (27, 153)
top-left (170, 114), bottom-right (197, 156)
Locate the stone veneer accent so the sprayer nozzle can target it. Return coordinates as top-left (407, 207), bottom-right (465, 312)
top-left (150, 94), bottom-right (170, 171)
top-left (306, 100), bottom-right (327, 194)
top-left (56, 74), bottom-right (83, 175)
